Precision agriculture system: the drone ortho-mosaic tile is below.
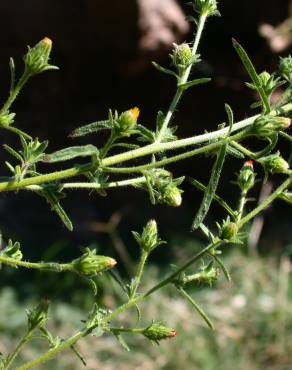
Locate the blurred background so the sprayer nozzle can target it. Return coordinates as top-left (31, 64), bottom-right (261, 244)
top-left (0, 1), bottom-right (292, 369)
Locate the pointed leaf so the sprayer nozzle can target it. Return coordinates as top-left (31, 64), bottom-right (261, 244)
top-left (179, 78), bottom-right (211, 91)
top-left (192, 144), bottom-right (228, 230)
top-left (43, 145), bottom-right (99, 163)
top-left (70, 120), bottom-right (112, 137)
top-left (152, 62), bottom-right (178, 78)
top-left (9, 57), bottom-right (16, 93)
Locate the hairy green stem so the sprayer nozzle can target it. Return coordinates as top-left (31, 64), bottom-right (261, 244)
top-left (1, 104), bottom-right (291, 193)
top-left (0, 255), bottom-right (74, 273)
top-left (130, 251), bottom-right (148, 298)
top-left (4, 331), bottom-right (33, 370)
top-left (17, 240), bottom-right (222, 369)
top-left (156, 13), bottom-right (207, 143)
top-left (0, 72), bottom-right (30, 115)
top-left (238, 176), bottom-right (292, 227)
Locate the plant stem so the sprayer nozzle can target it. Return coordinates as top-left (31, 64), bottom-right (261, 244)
top-left (130, 251), bottom-right (148, 298)
top-left (238, 176), bottom-right (292, 227)
top-left (104, 131), bottom-right (247, 174)
top-left (16, 330), bottom-right (88, 370)
top-left (0, 71), bottom-right (30, 115)
top-left (156, 13), bottom-right (207, 143)
top-left (4, 331), bottom-right (33, 370)
top-left (17, 240), bottom-right (223, 369)
top-left (0, 255), bottom-right (74, 273)
top-left (177, 286), bottom-right (214, 329)
top-left (1, 104), bottom-right (291, 193)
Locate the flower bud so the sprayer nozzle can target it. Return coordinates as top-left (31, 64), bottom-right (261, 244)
top-left (143, 322), bottom-right (176, 342)
top-left (118, 107), bottom-right (140, 132)
top-left (259, 152), bottom-right (290, 174)
top-left (27, 299), bottom-right (49, 331)
top-left (238, 160), bottom-right (256, 192)
top-left (24, 37), bottom-right (57, 76)
top-left (2, 240), bottom-right (23, 262)
top-left (218, 217), bottom-right (238, 240)
top-left (72, 248), bottom-right (116, 277)
top-left (193, 0), bottom-right (219, 16)
top-left (162, 183), bottom-right (183, 207)
top-left (253, 115), bottom-right (291, 139)
top-left (132, 220), bottom-right (165, 253)
top-left (171, 43), bottom-right (193, 68)
top-left (279, 55), bottom-right (292, 82)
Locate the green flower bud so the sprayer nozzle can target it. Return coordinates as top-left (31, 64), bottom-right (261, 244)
top-left (72, 248), bottom-right (116, 277)
top-left (279, 55), bottom-right (292, 82)
top-left (143, 322), bottom-right (176, 342)
top-left (238, 160), bottom-right (255, 192)
top-left (259, 152), bottom-right (290, 174)
top-left (24, 37), bottom-right (58, 76)
top-left (162, 183), bottom-right (183, 207)
top-left (219, 217), bottom-right (238, 240)
top-left (132, 220), bottom-right (165, 253)
top-left (0, 112), bottom-right (15, 127)
top-left (192, 0), bottom-right (219, 16)
top-left (1, 240), bottom-right (23, 262)
top-left (27, 299), bottom-right (49, 331)
top-left (253, 115), bottom-right (291, 139)
top-left (118, 107), bottom-right (140, 132)
top-left (172, 43), bottom-right (193, 68)
top-left (176, 263), bottom-right (219, 287)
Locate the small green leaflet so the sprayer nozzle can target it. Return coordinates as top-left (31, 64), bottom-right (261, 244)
top-left (43, 145), bottom-right (99, 163)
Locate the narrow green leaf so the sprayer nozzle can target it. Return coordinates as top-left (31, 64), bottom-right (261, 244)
top-left (37, 186), bottom-right (73, 231)
top-left (232, 39), bottom-right (270, 112)
top-left (226, 145), bottom-right (245, 159)
top-left (114, 333), bottom-right (130, 352)
top-left (211, 254), bottom-right (231, 281)
top-left (199, 223), bottom-right (215, 242)
top-left (152, 62), bottom-right (178, 78)
top-left (179, 78), bottom-right (211, 91)
top-left (232, 39), bottom-right (261, 89)
top-left (190, 178), bottom-right (235, 217)
top-left (70, 120), bottom-right (111, 138)
top-left (192, 144), bottom-right (227, 230)
top-left (3, 144), bottom-right (23, 163)
top-left (177, 287), bottom-right (214, 329)
top-left (43, 145), bottom-right (99, 163)
top-left (9, 57), bottom-right (16, 93)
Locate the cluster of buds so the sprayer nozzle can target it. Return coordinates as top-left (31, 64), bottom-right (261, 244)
top-left (238, 160), bottom-right (256, 193)
top-left (279, 55), bottom-right (292, 82)
top-left (142, 322), bottom-right (176, 343)
top-left (259, 152), bottom-right (290, 174)
top-left (217, 216), bottom-right (238, 241)
top-left (24, 37), bottom-right (58, 76)
top-left (132, 220), bottom-right (165, 254)
top-left (27, 299), bottom-right (49, 331)
top-left (175, 262), bottom-right (220, 288)
top-left (71, 248), bottom-right (116, 277)
top-left (252, 115), bottom-right (291, 139)
top-left (0, 112), bottom-right (15, 127)
top-left (141, 169), bottom-right (184, 207)
top-left (116, 107), bottom-right (140, 135)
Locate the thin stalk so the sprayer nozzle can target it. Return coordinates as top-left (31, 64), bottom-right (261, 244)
top-left (4, 331), bottom-right (33, 370)
top-left (130, 251), bottom-right (148, 298)
top-left (236, 190), bottom-right (247, 223)
top-left (104, 130), bottom-right (247, 174)
top-left (177, 286), bottom-right (214, 329)
top-left (17, 330), bottom-right (88, 370)
top-left (156, 13), bottom-right (207, 143)
top-left (238, 176), bottom-right (292, 227)
top-left (0, 255), bottom-right (74, 273)
top-left (1, 71), bottom-right (30, 115)
top-left (17, 239), bottom-right (223, 369)
top-left (1, 103), bottom-right (291, 193)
